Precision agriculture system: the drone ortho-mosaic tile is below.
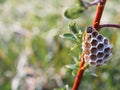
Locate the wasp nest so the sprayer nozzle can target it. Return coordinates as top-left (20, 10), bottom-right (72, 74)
top-left (82, 27), bottom-right (112, 66)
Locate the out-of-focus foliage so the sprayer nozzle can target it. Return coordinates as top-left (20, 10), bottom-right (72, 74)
top-left (64, 5), bottom-right (85, 19)
top-left (0, 0), bottom-right (120, 90)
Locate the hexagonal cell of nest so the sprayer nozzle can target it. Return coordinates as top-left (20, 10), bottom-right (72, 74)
top-left (86, 27), bottom-right (93, 33)
top-left (97, 43), bottom-right (104, 51)
top-left (89, 54), bottom-right (97, 61)
top-left (84, 55), bottom-right (90, 62)
top-left (104, 38), bottom-right (109, 45)
top-left (97, 34), bottom-right (104, 42)
top-left (96, 64), bottom-right (102, 67)
top-left (96, 58), bottom-right (103, 64)
top-left (91, 38), bottom-right (98, 46)
top-left (97, 52), bottom-right (104, 58)
top-left (84, 42), bottom-right (91, 48)
top-left (104, 60), bottom-right (108, 64)
top-left (87, 35), bottom-right (92, 41)
top-left (84, 49), bottom-right (90, 55)
top-left (91, 31), bottom-right (98, 38)
top-left (90, 46), bottom-right (98, 55)
top-left (104, 47), bottom-right (111, 54)
top-left (103, 54), bottom-right (112, 61)
top-left (89, 61), bottom-right (96, 66)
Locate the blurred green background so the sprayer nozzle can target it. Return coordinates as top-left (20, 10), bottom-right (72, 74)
top-left (0, 0), bottom-right (120, 90)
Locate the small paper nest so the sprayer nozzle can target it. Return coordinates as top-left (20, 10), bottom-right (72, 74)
top-left (82, 27), bottom-right (112, 66)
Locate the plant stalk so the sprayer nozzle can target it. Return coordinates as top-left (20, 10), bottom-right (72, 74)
top-left (98, 24), bottom-right (120, 29)
top-left (72, 0), bottom-right (108, 90)
top-left (72, 53), bottom-right (86, 90)
top-left (93, 0), bottom-right (107, 30)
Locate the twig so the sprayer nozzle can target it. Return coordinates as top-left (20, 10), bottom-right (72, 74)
top-left (72, 53), bottom-right (86, 90)
top-left (93, 0), bottom-right (107, 30)
top-left (89, 0), bottom-right (102, 6)
top-left (81, 0), bottom-right (101, 8)
top-left (87, 0), bottom-right (102, 7)
top-left (98, 24), bottom-right (120, 29)
top-left (72, 0), bottom-right (108, 90)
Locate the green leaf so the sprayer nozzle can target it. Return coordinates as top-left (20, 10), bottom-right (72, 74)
top-left (54, 85), bottom-right (69, 90)
top-left (72, 68), bottom-right (78, 76)
top-left (60, 33), bottom-right (76, 40)
top-left (91, 72), bottom-right (98, 77)
top-left (72, 56), bottom-right (78, 63)
top-left (64, 6), bottom-right (85, 19)
top-left (69, 22), bottom-right (78, 34)
top-left (76, 31), bottom-right (82, 39)
top-left (85, 69), bottom-right (98, 77)
top-left (65, 64), bottom-right (76, 70)
top-left (71, 44), bottom-right (79, 50)
top-left (0, 0), bottom-right (6, 3)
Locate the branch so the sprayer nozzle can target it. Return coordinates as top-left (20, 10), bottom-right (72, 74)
top-left (89, 0), bottom-right (102, 6)
top-left (93, 0), bottom-right (107, 30)
top-left (72, 53), bottom-right (86, 90)
top-left (81, 0), bottom-right (102, 8)
top-left (98, 24), bottom-right (120, 29)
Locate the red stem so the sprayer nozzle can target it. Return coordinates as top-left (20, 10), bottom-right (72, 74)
top-left (72, 0), bottom-right (108, 90)
top-left (98, 24), bottom-right (120, 29)
top-left (72, 53), bottom-right (85, 90)
top-left (93, 0), bottom-right (107, 30)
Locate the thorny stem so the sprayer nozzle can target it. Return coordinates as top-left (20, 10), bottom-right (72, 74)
top-left (72, 53), bottom-right (86, 90)
top-left (93, 0), bottom-right (107, 30)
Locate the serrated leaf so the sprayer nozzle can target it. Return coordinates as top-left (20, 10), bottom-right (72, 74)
top-left (64, 6), bottom-right (85, 19)
top-left (60, 33), bottom-right (76, 40)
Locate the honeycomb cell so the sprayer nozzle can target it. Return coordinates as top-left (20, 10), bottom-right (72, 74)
top-left (104, 47), bottom-right (111, 54)
top-left (90, 61), bottom-right (96, 65)
top-left (91, 39), bottom-right (98, 46)
top-left (97, 34), bottom-right (103, 42)
top-left (86, 27), bottom-right (92, 33)
top-left (82, 27), bottom-right (112, 66)
top-left (104, 61), bottom-right (108, 64)
top-left (88, 35), bottom-right (92, 41)
top-left (92, 31), bottom-right (98, 38)
top-left (109, 53), bottom-right (112, 57)
top-left (85, 42), bottom-right (91, 48)
top-left (97, 43), bottom-right (104, 51)
top-left (90, 47), bottom-right (97, 55)
top-left (96, 64), bottom-right (101, 67)
top-left (97, 52), bottom-right (104, 58)
top-left (84, 49), bottom-right (90, 55)
top-left (103, 54), bottom-right (109, 60)
top-left (104, 38), bottom-right (109, 45)
top-left (96, 59), bottom-right (103, 63)
top-left (90, 54), bottom-right (97, 61)
top-left (84, 55), bottom-right (89, 61)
